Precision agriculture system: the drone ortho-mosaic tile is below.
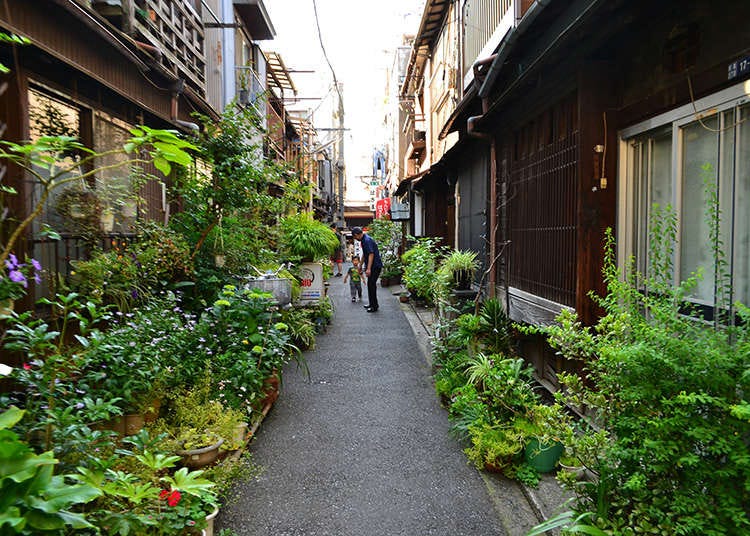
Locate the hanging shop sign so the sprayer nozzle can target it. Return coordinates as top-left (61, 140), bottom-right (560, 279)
top-left (390, 197), bottom-right (410, 221)
top-left (375, 197), bottom-right (391, 219)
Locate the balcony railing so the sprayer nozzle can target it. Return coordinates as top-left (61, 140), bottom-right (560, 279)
top-left (236, 66), bottom-right (265, 109)
top-left (92, 0), bottom-right (207, 97)
top-left (462, 0), bottom-right (513, 79)
top-left (265, 99), bottom-right (285, 161)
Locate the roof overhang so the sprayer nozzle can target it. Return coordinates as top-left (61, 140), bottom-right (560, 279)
top-left (393, 169), bottom-right (430, 196)
top-left (266, 51), bottom-right (296, 94)
top-left (438, 84), bottom-right (478, 140)
top-left (400, 0), bottom-right (451, 97)
top-left (234, 0), bottom-right (276, 41)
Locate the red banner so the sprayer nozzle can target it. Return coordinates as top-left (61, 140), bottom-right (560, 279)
top-left (375, 197), bottom-right (391, 219)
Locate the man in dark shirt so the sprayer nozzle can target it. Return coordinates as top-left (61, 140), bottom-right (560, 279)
top-left (351, 226), bottom-right (382, 312)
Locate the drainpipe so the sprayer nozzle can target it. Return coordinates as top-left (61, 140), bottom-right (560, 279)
top-left (467, 0), bottom-right (552, 300)
top-left (169, 78), bottom-right (200, 132)
top-left (467, 55), bottom-right (496, 295)
top-left (477, 0), bottom-right (552, 99)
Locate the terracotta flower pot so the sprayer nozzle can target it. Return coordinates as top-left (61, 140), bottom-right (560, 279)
top-left (104, 413), bottom-right (145, 437)
top-left (177, 438), bottom-right (224, 469)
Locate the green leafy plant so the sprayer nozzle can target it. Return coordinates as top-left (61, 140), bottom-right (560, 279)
top-left (2, 293), bottom-right (119, 457)
top-left (78, 446), bottom-right (217, 535)
top-left (157, 374), bottom-right (247, 452)
top-left (279, 213), bottom-right (339, 262)
top-left (536, 203), bottom-right (750, 534)
top-left (0, 32), bottom-right (31, 74)
top-left (0, 406), bottom-right (102, 534)
top-left (367, 217), bottom-right (403, 277)
top-left (464, 419), bottom-right (527, 472)
top-left (438, 249), bottom-right (479, 289)
top-left (401, 237), bottom-right (444, 303)
top-left (0, 128), bottom-right (194, 271)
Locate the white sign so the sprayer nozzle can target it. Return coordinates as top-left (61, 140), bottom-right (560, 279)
top-left (390, 197), bottom-right (410, 221)
top-left (298, 262), bottom-right (324, 304)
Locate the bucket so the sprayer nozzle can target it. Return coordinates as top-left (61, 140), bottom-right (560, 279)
top-left (524, 438), bottom-right (564, 473)
top-left (245, 277), bottom-right (292, 306)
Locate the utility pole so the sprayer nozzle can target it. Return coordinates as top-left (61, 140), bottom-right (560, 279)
top-left (335, 82), bottom-right (345, 228)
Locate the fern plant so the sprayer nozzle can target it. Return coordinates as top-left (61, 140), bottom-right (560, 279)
top-left (279, 213), bottom-right (340, 262)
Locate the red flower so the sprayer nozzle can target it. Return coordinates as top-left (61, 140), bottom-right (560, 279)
top-left (167, 490), bottom-right (181, 507)
top-left (159, 489), bottom-right (170, 500)
top-left (22, 363), bottom-right (31, 370)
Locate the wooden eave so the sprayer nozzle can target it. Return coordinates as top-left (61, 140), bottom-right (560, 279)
top-left (3, 0), bottom-right (217, 124)
top-left (399, 0), bottom-right (450, 98)
top-left (266, 51), bottom-right (296, 95)
top-left (233, 0), bottom-right (276, 41)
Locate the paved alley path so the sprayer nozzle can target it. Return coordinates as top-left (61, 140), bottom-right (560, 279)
top-left (217, 270), bottom-right (506, 536)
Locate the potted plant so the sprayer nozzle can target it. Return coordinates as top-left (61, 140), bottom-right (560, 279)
top-left (54, 182), bottom-right (102, 240)
top-left (176, 430), bottom-right (225, 469)
top-left (438, 249), bottom-right (479, 291)
top-left (402, 237), bottom-right (443, 305)
top-left (158, 377), bottom-right (248, 468)
top-left (279, 213), bottom-right (340, 262)
top-left (523, 403), bottom-right (571, 473)
top-left (80, 443), bottom-right (219, 535)
top-left (0, 407), bottom-right (102, 532)
top-left (368, 218), bottom-right (403, 285)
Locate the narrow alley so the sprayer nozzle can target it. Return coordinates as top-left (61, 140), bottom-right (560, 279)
top-left (217, 273), bottom-right (506, 535)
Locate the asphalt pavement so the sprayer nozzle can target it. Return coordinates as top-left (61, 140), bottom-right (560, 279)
top-left (216, 270), bottom-right (508, 535)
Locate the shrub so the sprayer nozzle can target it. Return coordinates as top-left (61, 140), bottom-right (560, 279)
top-left (401, 237), bottom-right (444, 303)
top-left (540, 208), bottom-right (750, 534)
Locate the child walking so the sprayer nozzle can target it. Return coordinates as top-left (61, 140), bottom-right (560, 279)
top-left (343, 256), bottom-right (363, 302)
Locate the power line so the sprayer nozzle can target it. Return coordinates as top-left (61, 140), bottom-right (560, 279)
top-left (311, 0), bottom-right (343, 105)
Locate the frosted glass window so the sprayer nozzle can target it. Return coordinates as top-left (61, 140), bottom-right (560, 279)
top-left (626, 97), bottom-right (750, 319)
top-left (631, 127), bottom-right (673, 278)
top-left (735, 108), bottom-right (750, 305)
top-left (680, 117), bottom-right (719, 304)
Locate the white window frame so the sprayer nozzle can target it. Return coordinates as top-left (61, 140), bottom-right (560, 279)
top-left (617, 79), bottom-right (750, 305)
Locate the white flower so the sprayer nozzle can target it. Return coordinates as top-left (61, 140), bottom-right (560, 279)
top-left (0, 363), bottom-right (12, 376)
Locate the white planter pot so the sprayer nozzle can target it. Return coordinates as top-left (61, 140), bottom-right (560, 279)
top-left (204, 507), bottom-right (219, 536)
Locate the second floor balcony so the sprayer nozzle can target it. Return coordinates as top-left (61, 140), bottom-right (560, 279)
top-left (92, 0), bottom-right (206, 97)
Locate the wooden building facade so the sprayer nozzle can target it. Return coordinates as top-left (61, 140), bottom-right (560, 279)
top-left (398, 0), bottom-right (750, 389)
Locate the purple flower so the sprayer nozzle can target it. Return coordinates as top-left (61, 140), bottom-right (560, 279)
top-left (34, 273), bottom-right (42, 285)
top-left (30, 258), bottom-right (41, 271)
top-left (8, 270), bottom-right (27, 288)
top-left (75, 402), bottom-right (84, 409)
top-left (7, 253), bottom-right (19, 269)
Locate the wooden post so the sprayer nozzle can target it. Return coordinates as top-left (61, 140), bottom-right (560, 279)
top-left (575, 62), bottom-right (618, 326)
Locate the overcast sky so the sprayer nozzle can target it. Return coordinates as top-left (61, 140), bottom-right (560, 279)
top-left (262, 0), bottom-right (423, 203)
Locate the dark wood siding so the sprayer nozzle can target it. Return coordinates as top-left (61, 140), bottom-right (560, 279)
top-left (506, 93), bottom-right (578, 307)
